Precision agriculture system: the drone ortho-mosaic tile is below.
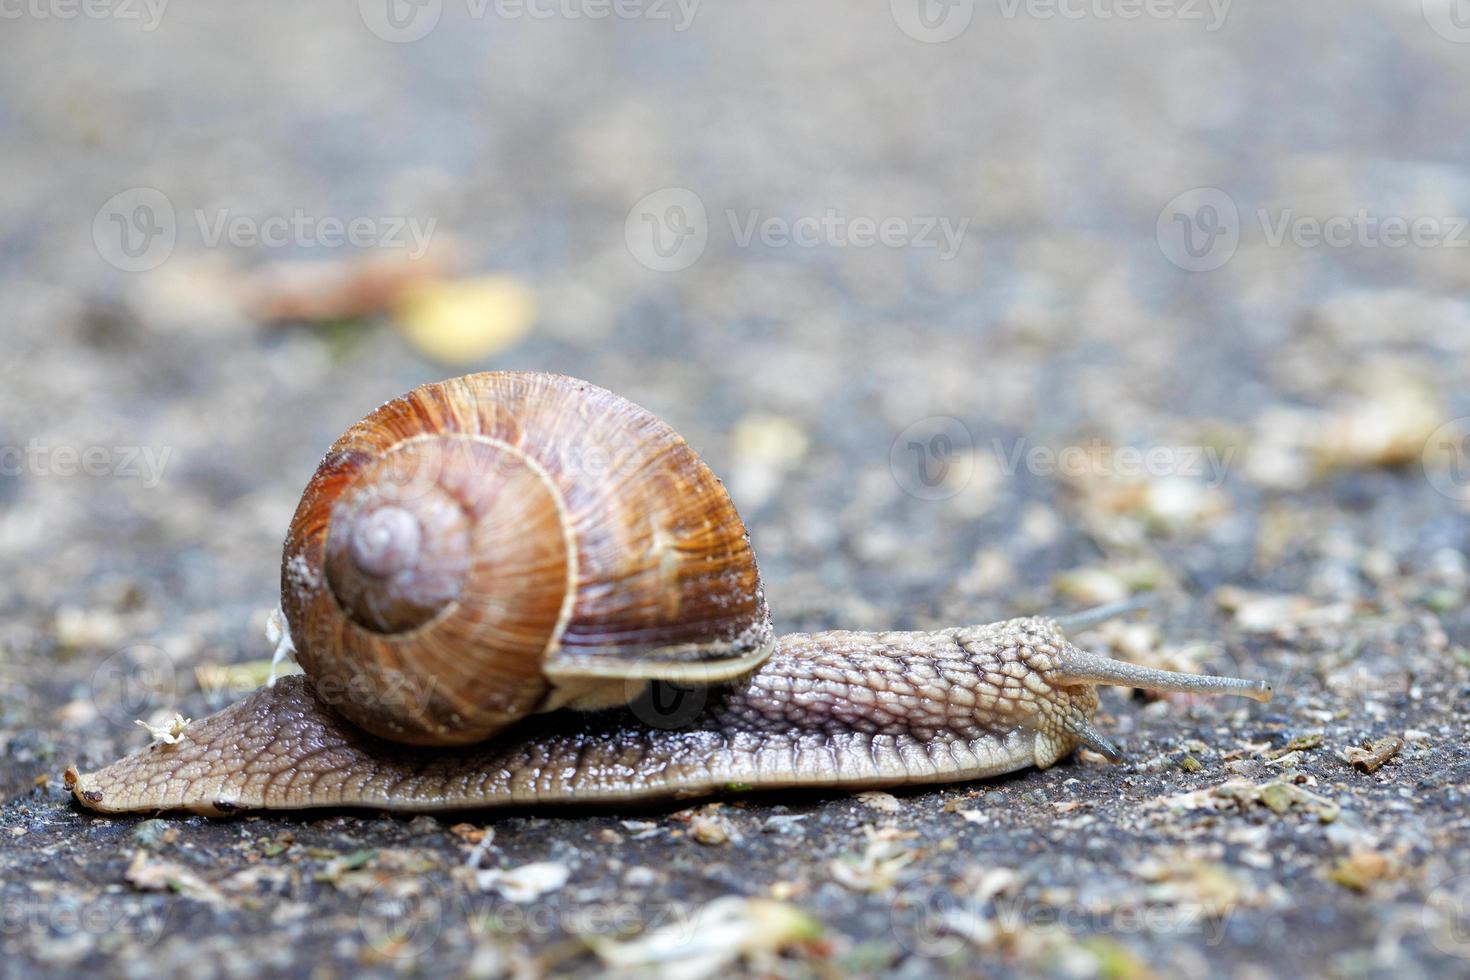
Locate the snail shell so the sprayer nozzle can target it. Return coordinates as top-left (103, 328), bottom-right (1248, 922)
top-left (281, 372), bottom-right (772, 746)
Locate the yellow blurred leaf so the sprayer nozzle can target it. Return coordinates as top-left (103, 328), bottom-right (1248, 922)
top-left (393, 275), bottom-right (537, 364)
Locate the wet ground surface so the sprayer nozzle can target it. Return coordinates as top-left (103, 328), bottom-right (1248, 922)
top-left (3, 1), bottom-right (1470, 977)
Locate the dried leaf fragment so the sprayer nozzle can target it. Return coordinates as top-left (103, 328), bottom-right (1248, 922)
top-left (125, 851), bottom-right (226, 906)
top-left (245, 247), bottom-right (452, 323)
top-left (1151, 777), bottom-right (1339, 823)
top-left (1264, 734), bottom-right (1323, 760)
top-left (392, 275), bottom-right (537, 364)
top-left (135, 714), bottom-right (191, 745)
top-left (830, 828), bottom-right (917, 892)
top-left (1344, 735), bottom-right (1403, 774)
top-left (470, 861), bottom-right (569, 902)
top-left (590, 897), bottom-right (820, 979)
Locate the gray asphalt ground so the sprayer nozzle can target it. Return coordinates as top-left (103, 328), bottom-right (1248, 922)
top-left (2, 2), bottom-right (1470, 977)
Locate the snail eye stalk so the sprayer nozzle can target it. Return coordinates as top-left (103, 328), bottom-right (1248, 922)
top-left (1056, 650), bottom-right (1273, 703)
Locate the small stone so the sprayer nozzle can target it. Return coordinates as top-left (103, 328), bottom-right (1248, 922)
top-left (1328, 852), bottom-right (1392, 892)
top-left (690, 814), bottom-right (731, 846)
top-left (131, 819), bottom-right (177, 850)
top-left (854, 790), bottom-right (901, 813)
top-left (406, 815), bottom-right (440, 835)
top-left (622, 866), bottom-right (658, 888)
top-left (1054, 568), bottom-right (1131, 605)
top-left (449, 823), bottom-right (488, 844)
top-left (54, 606), bottom-right (128, 650)
top-left (762, 814), bottom-right (808, 834)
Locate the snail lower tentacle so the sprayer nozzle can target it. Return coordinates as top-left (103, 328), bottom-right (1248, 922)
top-left (67, 618), bottom-right (1268, 815)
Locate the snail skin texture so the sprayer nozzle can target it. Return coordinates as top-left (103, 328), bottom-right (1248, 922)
top-left (67, 372), bottom-right (1271, 815)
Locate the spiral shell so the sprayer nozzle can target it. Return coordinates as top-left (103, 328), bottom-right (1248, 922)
top-left (281, 372), bottom-right (772, 745)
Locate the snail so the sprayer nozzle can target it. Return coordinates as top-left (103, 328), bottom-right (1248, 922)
top-left (67, 372), bottom-right (1271, 815)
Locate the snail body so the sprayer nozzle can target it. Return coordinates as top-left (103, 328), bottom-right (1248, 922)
top-left (69, 372), bottom-right (1270, 815)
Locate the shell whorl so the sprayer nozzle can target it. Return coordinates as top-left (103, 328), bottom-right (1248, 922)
top-left (322, 450), bottom-right (474, 634)
top-left (281, 372), bottom-right (772, 746)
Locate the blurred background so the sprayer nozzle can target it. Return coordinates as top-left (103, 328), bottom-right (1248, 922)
top-left (2, 2), bottom-right (1470, 978)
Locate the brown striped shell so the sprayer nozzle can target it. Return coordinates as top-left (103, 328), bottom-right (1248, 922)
top-left (281, 372), bottom-right (773, 746)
